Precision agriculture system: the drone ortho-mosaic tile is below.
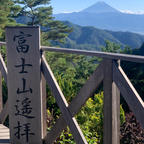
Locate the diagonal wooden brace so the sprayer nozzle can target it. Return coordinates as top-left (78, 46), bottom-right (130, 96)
top-left (42, 57), bottom-right (104, 144)
top-left (0, 53), bottom-right (7, 84)
top-left (0, 101), bottom-right (8, 124)
top-left (42, 55), bottom-right (88, 144)
top-left (0, 54), bottom-right (8, 124)
top-left (113, 61), bottom-right (144, 128)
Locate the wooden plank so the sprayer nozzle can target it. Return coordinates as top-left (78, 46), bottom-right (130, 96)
top-left (6, 26), bottom-right (42, 144)
top-left (1, 41), bottom-right (144, 63)
top-left (0, 42), bottom-right (6, 46)
top-left (112, 82), bottom-right (120, 144)
top-left (103, 59), bottom-right (120, 144)
top-left (0, 72), bottom-right (2, 112)
top-left (41, 55), bottom-right (88, 144)
top-left (0, 124), bottom-right (10, 139)
top-left (113, 61), bottom-right (144, 128)
top-left (0, 124), bottom-right (10, 144)
top-left (41, 73), bottom-right (47, 139)
top-left (0, 101), bottom-right (8, 124)
top-left (0, 53), bottom-right (7, 84)
top-left (41, 52), bottom-right (47, 140)
top-left (41, 46), bottom-right (144, 63)
top-left (44, 60), bottom-right (104, 144)
top-left (103, 59), bottom-right (112, 144)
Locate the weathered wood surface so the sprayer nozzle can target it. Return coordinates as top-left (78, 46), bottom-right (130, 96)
top-left (41, 73), bottom-right (47, 139)
top-left (0, 124), bottom-right (10, 144)
top-left (42, 55), bottom-right (88, 144)
top-left (112, 82), bottom-right (120, 144)
top-left (6, 26), bottom-right (42, 144)
top-left (1, 41), bottom-right (144, 63)
top-left (0, 42), bottom-right (6, 46)
top-left (41, 46), bottom-right (144, 63)
top-left (0, 102), bottom-right (8, 124)
top-left (44, 60), bottom-right (104, 144)
top-left (113, 61), bottom-right (144, 128)
top-left (0, 53), bottom-right (7, 84)
top-left (103, 59), bottom-right (120, 144)
top-left (0, 56), bottom-right (8, 124)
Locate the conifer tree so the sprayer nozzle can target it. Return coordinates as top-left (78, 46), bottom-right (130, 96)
top-left (13, 0), bottom-right (72, 43)
top-left (0, 0), bottom-right (20, 40)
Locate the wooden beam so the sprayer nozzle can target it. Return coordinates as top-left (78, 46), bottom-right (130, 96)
top-left (112, 82), bottom-right (120, 144)
top-left (1, 41), bottom-right (144, 63)
top-left (103, 59), bottom-right (120, 144)
top-left (113, 61), bottom-right (144, 128)
top-left (0, 54), bottom-right (8, 124)
top-left (41, 46), bottom-right (144, 63)
top-left (0, 101), bottom-right (8, 124)
top-left (0, 42), bottom-right (6, 46)
top-left (0, 54), bottom-right (7, 84)
top-left (44, 60), bottom-right (104, 144)
top-left (41, 73), bottom-right (47, 139)
top-left (41, 55), bottom-right (88, 144)
top-left (0, 124), bottom-right (10, 143)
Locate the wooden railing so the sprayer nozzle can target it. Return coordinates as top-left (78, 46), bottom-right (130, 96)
top-left (0, 42), bottom-right (8, 124)
top-left (0, 41), bottom-right (144, 144)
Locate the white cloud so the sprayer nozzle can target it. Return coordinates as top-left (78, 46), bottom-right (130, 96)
top-left (54, 10), bottom-right (80, 14)
top-left (120, 9), bottom-right (144, 15)
top-left (62, 11), bottom-right (79, 13)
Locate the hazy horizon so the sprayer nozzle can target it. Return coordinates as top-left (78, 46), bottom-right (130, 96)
top-left (51, 0), bottom-right (144, 14)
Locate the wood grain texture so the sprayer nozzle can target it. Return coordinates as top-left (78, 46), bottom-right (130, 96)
top-left (113, 61), bottom-right (144, 128)
top-left (41, 73), bottom-right (47, 139)
top-left (1, 41), bottom-right (144, 63)
top-left (0, 42), bottom-right (6, 46)
top-left (0, 53), bottom-right (7, 84)
top-left (44, 60), bottom-right (104, 144)
top-left (42, 55), bottom-right (88, 144)
top-left (103, 59), bottom-right (120, 144)
top-left (0, 124), bottom-right (10, 144)
top-left (41, 46), bottom-right (144, 63)
top-left (0, 101), bottom-right (8, 124)
top-left (112, 82), bottom-right (120, 144)
top-left (0, 55), bottom-right (8, 124)
top-left (6, 27), bottom-right (42, 144)
top-left (103, 59), bottom-right (112, 144)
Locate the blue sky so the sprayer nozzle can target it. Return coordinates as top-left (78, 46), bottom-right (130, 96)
top-left (51, 0), bottom-right (144, 14)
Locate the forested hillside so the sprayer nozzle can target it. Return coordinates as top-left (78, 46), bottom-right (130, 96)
top-left (56, 22), bottom-right (144, 50)
top-left (15, 17), bottom-right (144, 50)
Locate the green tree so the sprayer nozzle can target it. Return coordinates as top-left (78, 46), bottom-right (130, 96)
top-left (101, 40), bottom-right (121, 52)
top-left (0, 0), bottom-right (21, 60)
top-left (121, 43), bottom-right (144, 101)
top-left (13, 0), bottom-right (72, 43)
top-left (0, 0), bottom-right (20, 40)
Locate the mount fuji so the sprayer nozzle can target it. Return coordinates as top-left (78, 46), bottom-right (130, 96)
top-left (54, 1), bottom-right (144, 34)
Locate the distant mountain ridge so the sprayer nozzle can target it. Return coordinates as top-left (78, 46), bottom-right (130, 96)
top-left (54, 22), bottom-right (144, 50)
top-left (54, 2), bottom-right (144, 34)
top-left (15, 9), bottom-right (144, 51)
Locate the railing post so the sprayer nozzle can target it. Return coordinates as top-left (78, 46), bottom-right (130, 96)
top-left (103, 59), bottom-right (120, 144)
top-left (6, 26), bottom-right (42, 144)
top-left (41, 73), bottom-right (47, 139)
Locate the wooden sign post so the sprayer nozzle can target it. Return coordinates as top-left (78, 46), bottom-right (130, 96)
top-left (6, 26), bottom-right (42, 144)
